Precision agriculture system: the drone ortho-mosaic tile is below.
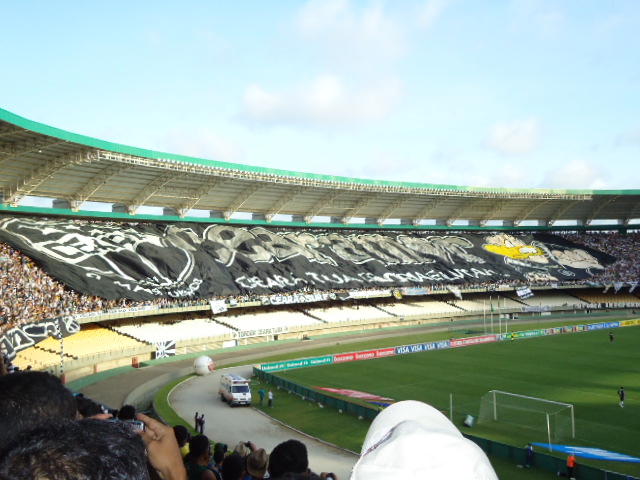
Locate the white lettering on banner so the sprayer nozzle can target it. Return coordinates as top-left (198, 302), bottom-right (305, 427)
top-left (232, 326), bottom-right (288, 339)
top-left (347, 289), bottom-right (392, 299)
top-left (238, 267), bottom-right (499, 291)
top-left (262, 293), bottom-right (335, 306)
top-left (76, 305), bottom-right (158, 319)
top-left (355, 352), bottom-right (376, 360)
top-left (0, 218), bottom-right (614, 302)
top-left (377, 349), bottom-right (395, 357)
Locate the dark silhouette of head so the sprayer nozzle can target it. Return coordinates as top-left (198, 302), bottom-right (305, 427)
top-left (0, 371), bottom-right (77, 452)
top-left (268, 439), bottom-right (309, 479)
top-left (0, 419), bottom-right (149, 480)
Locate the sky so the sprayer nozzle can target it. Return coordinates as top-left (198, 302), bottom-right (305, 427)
top-left (2, 0), bottom-right (639, 195)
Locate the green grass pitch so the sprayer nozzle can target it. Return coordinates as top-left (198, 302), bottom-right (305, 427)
top-left (262, 323), bottom-right (640, 478)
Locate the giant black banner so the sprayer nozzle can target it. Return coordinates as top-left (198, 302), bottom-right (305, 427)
top-left (0, 215), bottom-right (615, 301)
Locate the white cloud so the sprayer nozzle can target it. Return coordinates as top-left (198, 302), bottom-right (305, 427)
top-left (486, 118), bottom-right (540, 156)
top-left (541, 159), bottom-right (608, 189)
top-left (416, 0), bottom-right (452, 28)
top-left (240, 74), bottom-right (403, 127)
top-left (294, 0), bottom-right (408, 63)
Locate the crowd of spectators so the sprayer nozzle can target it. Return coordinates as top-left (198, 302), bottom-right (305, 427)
top-left (0, 366), bottom-right (347, 480)
top-left (559, 232), bottom-right (640, 284)
top-left (2, 229), bottom-right (639, 334)
top-left (0, 364), bottom-right (498, 479)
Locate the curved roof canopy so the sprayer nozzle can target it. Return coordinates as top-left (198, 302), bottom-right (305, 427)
top-left (1, 108), bottom-right (639, 227)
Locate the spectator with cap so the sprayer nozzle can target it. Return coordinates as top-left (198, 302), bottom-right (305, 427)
top-left (233, 440), bottom-right (258, 459)
top-left (246, 448), bottom-right (269, 480)
top-left (349, 400), bottom-right (497, 480)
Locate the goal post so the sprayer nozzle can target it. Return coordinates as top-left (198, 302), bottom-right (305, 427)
top-left (478, 390), bottom-right (575, 450)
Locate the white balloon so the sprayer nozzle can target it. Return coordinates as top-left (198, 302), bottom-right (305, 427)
top-left (193, 356), bottom-right (214, 376)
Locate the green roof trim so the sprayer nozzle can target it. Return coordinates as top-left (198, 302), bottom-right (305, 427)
top-left (2, 107), bottom-right (640, 196)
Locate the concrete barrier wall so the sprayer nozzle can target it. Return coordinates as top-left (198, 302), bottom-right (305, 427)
top-left (125, 366), bottom-right (195, 412)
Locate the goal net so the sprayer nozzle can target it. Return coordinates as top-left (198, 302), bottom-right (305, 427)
top-left (478, 390), bottom-right (575, 445)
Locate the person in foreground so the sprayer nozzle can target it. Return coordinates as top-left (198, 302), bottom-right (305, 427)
top-left (0, 413), bottom-right (187, 480)
top-left (349, 400), bottom-right (498, 480)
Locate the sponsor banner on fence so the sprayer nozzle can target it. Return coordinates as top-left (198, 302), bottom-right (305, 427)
top-left (522, 305), bottom-right (552, 313)
top-left (344, 289), bottom-right (392, 300)
top-left (499, 330), bottom-right (545, 340)
top-left (450, 335), bottom-right (496, 348)
top-left (74, 305), bottom-right (159, 319)
top-left (333, 348), bottom-right (395, 364)
top-left (621, 319), bottom-right (640, 327)
top-left (259, 355), bottom-right (334, 372)
top-left (531, 444), bottom-right (640, 463)
top-left (74, 311), bottom-right (104, 320)
top-left (395, 340), bottom-right (448, 354)
top-left (400, 287), bottom-right (431, 296)
top-left (261, 292), bottom-right (336, 306)
top-left (254, 319), bottom-right (627, 376)
top-left (106, 305), bottom-right (157, 315)
top-left (232, 326), bottom-right (288, 339)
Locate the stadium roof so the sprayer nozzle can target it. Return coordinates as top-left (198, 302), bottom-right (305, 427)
top-left (1, 107), bottom-right (639, 228)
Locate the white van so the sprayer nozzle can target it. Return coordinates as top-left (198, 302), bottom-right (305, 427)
top-left (218, 373), bottom-right (252, 407)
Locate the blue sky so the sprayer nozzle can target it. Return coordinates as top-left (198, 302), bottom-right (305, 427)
top-left (2, 0), bottom-right (639, 193)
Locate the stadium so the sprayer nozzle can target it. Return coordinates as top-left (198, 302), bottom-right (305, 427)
top-left (1, 107), bottom-right (640, 479)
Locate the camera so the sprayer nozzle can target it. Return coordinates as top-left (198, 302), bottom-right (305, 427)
top-left (123, 420), bottom-right (145, 432)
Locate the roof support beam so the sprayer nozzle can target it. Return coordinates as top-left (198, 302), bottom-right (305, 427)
top-left (223, 184), bottom-right (265, 220)
top-left (302, 190), bottom-right (342, 223)
top-left (479, 200), bottom-right (509, 226)
top-left (512, 199), bottom-right (551, 225)
top-left (443, 198), bottom-right (476, 226)
top-left (546, 201), bottom-right (579, 226)
top-left (174, 177), bottom-right (226, 217)
top-left (264, 186), bottom-right (305, 221)
top-left (3, 149), bottom-right (98, 206)
top-left (377, 197), bottom-right (407, 225)
top-left (0, 138), bottom-right (66, 167)
top-left (410, 197), bottom-right (448, 225)
top-left (128, 172), bottom-right (181, 214)
top-left (341, 194), bottom-right (379, 224)
top-left (584, 195), bottom-right (620, 225)
top-left (69, 163), bottom-right (133, 211)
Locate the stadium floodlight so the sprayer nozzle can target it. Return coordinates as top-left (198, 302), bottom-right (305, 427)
top-left (478, 390), bottom-right (575, 451)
